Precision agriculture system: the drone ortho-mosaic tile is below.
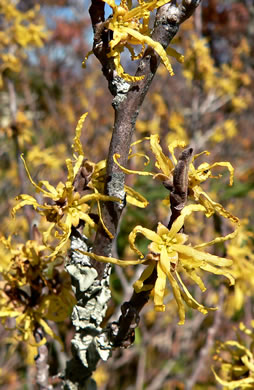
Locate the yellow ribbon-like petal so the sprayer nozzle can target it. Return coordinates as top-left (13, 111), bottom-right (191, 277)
top-left (154, 260), bottom-right (166, 312)
top-left (129, 225), bottom-right (163, 258)
top-left (76, 249), bottom-right (147, 266)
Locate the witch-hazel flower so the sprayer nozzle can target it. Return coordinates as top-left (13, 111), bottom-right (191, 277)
top-left (129, 203), bottom-right (234, 324)
top-left (114, 134), bottom-right (240, 243)
top-left (84, 0), bottom-right (184, 82)
top-left (80, 204), bottom-right (235, 325)
top-left (12, 113), bottom-right (121, 256)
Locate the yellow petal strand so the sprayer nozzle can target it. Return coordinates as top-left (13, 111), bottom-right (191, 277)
top-left (168, 140), bottom-right (186, 165)
top-left (37, 318), bottom-right (64, 349)
top-left (101, 0), bottom-right (117, 11)
top-left (198, 192), bottom-right (239, 224)
top-left (72, 112), bottom-right (88, 156)
top-left (175, 244), bottom-right (233, 267)
top-left (66, 158), bottom-right (75, 185)
top-left (158, 247), bottom-right (185, 323)
top-left (82, 50), bottom-right (93, 68)
top-left (166, 47), bottom-right (184, 63)
top-left (95, 159), bottom-right (106, 173)
top-left (125, 0), bottom-right (170, 22)
top-left (79, 192), bottom-right (121, 205)
top-left (169, 204), bottom-right (206, 238)
top-left (113, 153), bottom-right (154, 176)
top-left (133, 262), bottom-right (156, 293)
top-left (29, 337), bottom-right (48, 348)
top-left (176, 271), bottom-right (216, 315)
top-left (126, 28), bottom-right (175, 76)
top-left (194, 225), bottom-right (239, 249)
top-left (128, 152), bottom-right (150, 166)
top-left (193, 151), bottom-right (210, 162)
top-left (154, 261), bottom-right (167, 312)
top-left (76, 249), bottom-right (146, 266)
top-left (150, 134), bottom-right (173, 177)
top-left (201, 263), bottom-right (235, 286)
top-left (212, 367), bottom-right (254, 388)
top-left (209, 162), bottom-right (234, 186)
top-left (224, 340), bottom-right (253, 357)
top-left (241, 355), bottom-right (254, 372)
top-left (12, 195), bottom-right (38, 217)
top-left (94, 190), bottom-right (114, 239)
top-left (129, 226), bottom-right (163, 258)
top-left (73, 155), bottom-right (85, 179)
top-left (113, 51), bottom-right (144, 82)
top-left (167, 270), bottom-right (185, 325)
top-left (20, 154), bottom-right (52, 197)
top-left (42, 224), bottom-right (54, 245)
top-left (125, 185), bottom-right (149, 208)
top-left (155, 0), bottom-right (171, 7)
top-left (49, 232), bottom-right (70, 258)
top-left (181, 267), bottom-right (207, 292)
top-left (129, 136), bottom-right (150, 152)
top-left (0, 310), bottom-right (21, 317)
top-left (37, 181), bottom-right (58, 198)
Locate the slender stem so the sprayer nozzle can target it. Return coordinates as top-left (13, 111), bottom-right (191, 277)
top-left (34, 327), bottom-right (51, 390)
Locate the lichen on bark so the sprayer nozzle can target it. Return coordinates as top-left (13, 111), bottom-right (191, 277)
top-left (63, 230), bottom-right (113, 389)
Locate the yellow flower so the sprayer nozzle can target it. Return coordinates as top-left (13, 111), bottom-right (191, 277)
top-left (129, 204), bottom-right (234, 324)
top-left (0, 2), bottom-right (48, 88)
top-left (79, 204), bottom-right (235, 324)
top-left (213, 322), bottom-right (254, 389)
top-left (114, 134), bottom-right (240, 239)
top-left (12, 114), bottom-right (121, 256)
top-left (0, 237), bottom-right (69, 348)
top-left (224, 221), bottom-right (254, 316)
top-left (83, 0), bottom-right (184, 82)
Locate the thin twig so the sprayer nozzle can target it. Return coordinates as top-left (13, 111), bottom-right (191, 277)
top-left (34, 327), bottom-right (51, 390)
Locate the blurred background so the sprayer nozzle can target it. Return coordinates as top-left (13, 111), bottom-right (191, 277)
top-left (1, 0), bottom-right (254, 389)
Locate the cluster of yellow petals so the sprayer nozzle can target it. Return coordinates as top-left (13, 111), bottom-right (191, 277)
top-left (12, 114), bottom-right (149, 257)
top-left (0, 237), bottom-right (73, 348)
top-left (80, 135), bottom-right (240, 323)
top-left (114, 134), bottom-right (240, 234)
top-left (130, 204), bottom-right (235, 323)
top-left (84, 0), bottom-right (184, 82)
top-left (81, 204), bottom-right (235, 324)
top-left (224, 221), bottom-right (254, 316)
top-left (213, 322), bottom-right (254, 389)
top-left (0, 1), bottom-right (48, 88)
top-left (183, 34), bottom-right (251, 116)
top-left (12, 113), bottom-right (121, 256)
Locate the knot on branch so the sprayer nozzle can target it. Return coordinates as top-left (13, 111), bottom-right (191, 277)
top-left (108, 302), bottom-right (140, 348)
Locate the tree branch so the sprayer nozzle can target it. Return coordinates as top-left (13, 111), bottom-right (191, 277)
top-left (34, 327), bottom-right (51, 390)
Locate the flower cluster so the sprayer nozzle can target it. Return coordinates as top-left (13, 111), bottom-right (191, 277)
top-left (0, 235), bottom-right (74, 348)
top-left (213, 322), bottom-right (254, 389)
top-left (12, 114), bottom-right (149, 257)
top-left (0, 1), bottom-right (48, 88)
top-left (82, 203), bottom-right (235, 324)
top-left (84, 0), bottom-right (184, 82)
top-left (80, 135), bottom-right (239, 324)
top-left (12, 114), bottom-right (239, 324)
